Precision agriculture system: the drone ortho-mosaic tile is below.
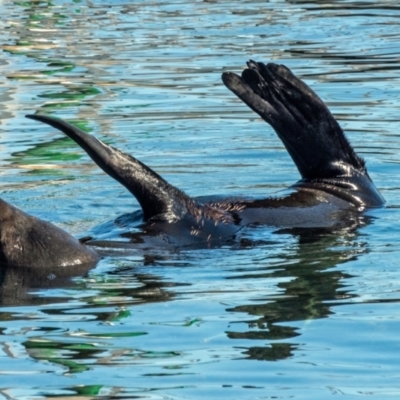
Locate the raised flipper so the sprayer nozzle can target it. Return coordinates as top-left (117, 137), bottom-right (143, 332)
top-left (222, 61), bottom-right (384, 207)
top-left (0, 198), bottom-right (99, 268)
top-left (26, 114), bottom-right (236, 230)
top-left (222, 61), bottom-right (364, 179)
top-left (26, 114), bottom-right (199, 222)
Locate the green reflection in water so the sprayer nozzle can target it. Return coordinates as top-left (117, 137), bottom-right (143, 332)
top-left (11, 119), bottom-right (93, 171)
top-left (13, 137), bottom-right (82, 164)
top-left (22, 338), bottom-right (182, 376)
top-left (109, 309), bottom-right (132, 322)
top-left (39, 86), bottom-right (101, 99)
top-left (24, 339), bottom-right (100, 374)
top-left (40, 65), bottom-right (75, 76)
top-left (74, 385), bottom-right (103, 396)
top-left (86, 332), bottom-right (147, 338)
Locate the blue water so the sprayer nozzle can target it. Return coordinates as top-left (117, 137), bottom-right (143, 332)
top-left (1, 1), bottom-right (400, 398)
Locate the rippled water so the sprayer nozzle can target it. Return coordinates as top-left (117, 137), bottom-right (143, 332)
top-left (1, 1), bottom-right (400, 398)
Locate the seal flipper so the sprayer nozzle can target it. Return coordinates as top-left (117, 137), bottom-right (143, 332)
top-left (222, 61), bottom-right (365, 180)
top-left (26, 114), bottom-right (199, 222)
top-left (222, 61), bottom-right (384, 207)
top-left (25, 114), bottom-right (238, 231)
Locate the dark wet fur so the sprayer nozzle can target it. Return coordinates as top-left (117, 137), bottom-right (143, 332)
top-left (222, 61), bottom-right (365, 180)
top-left (0, 199), bottom-right (99, 268)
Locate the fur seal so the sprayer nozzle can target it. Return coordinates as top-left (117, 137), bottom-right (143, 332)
top-left (25, 61), bottom-right (384, 249)
top-left (0, 198), bottom-right (99, 268)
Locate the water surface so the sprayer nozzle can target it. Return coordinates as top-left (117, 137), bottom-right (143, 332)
top-left (1, 1), bottom-right (400, 399)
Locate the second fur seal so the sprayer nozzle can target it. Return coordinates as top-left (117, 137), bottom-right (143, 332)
top-left (26, 60), bottom-right (385, 248)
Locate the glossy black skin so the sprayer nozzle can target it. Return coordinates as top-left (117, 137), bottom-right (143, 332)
top-left (221, 61), bottom-right (384, 208)
top-left (25, 61), bottom-right (384, 250)
top-left (0, 198), bottom-right (99, 268)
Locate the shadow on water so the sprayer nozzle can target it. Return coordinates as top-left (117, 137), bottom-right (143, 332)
top-left (0, 216), bottom-right (373, 374)
top-left (225, 218), bottom-right (371, 361)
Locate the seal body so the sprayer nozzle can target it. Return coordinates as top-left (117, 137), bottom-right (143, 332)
top-left (23, 60), bottom-right (384, 251)
top-left (0, 199), bottom-right (99, 268)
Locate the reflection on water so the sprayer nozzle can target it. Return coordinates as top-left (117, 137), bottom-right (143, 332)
top-left (2, 0), bottom-right (400, 399)
top-left (226, 228), bottom-right (366, 361)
